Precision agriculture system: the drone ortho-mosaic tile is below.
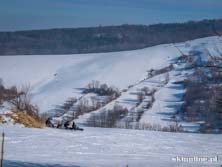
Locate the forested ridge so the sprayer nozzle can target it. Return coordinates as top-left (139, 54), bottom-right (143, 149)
top-left (0, 19), bottom-right (221, 55)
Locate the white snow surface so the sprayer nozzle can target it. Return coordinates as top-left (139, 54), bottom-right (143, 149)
top-left (1, 36), bottom-right (222, 129)
top-left (0, 43), bottom-right (179, 112)
top-left (1, 125), bottom-right (222, 167)
top-left (0, 36), bottom-right (221, 114)
top-left (0, 36), bottom-right (222, 167)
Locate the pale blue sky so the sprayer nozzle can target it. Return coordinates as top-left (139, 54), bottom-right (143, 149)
top-left (0, 0), bottom-right (222, 31)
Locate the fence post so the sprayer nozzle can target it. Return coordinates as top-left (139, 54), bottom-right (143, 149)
top-left (1, 132), bottom-right (5, 167)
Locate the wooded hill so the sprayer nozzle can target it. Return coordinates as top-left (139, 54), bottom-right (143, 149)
top-left (0, 19), bottom-right (222, 55)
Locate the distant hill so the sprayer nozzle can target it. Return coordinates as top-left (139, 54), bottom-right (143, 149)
top-left (0, 19), bottom-right (221, 55)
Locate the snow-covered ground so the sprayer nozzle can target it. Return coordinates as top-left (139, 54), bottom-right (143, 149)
top-left (0, 36), bottom-right (222, 167)
top-left (0, 43), bottom-right (180, 113)
top-left (1, 125), bottom-right (222, 167)
top-left (1, 36), bottom-right (222, 130)
top-left (75, 36), bottom-right (222, 130)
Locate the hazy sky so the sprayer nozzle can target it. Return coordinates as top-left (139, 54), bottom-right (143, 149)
top-left (0, 0), bottom-right (222, 31)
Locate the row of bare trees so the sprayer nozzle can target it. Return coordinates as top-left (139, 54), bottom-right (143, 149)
top-left (86, 104), bottom-right (128, 128)
top-left (181, 66), bottom-right (222, 133)
top-left (52, 80), bottom-right (122, 123)
top-left (84, 80), bottom-right (121, 98)
top-left (0, 80), bottom-right (42, 121)
top-left (116, 122), bottom-right (183, 132)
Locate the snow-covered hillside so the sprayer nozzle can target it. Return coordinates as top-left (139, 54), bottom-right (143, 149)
top-left (0, 36), bottom-right (222, 131)
top-left (1, 125), bottom-right (222, 167)
top-left (0, 44), bottom-right (180, 112)
top-left (1, 36), bottom-right (222, 167)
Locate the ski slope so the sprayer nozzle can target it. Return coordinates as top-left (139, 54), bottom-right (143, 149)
top-left (0, 36), bottom-right (222, 167)
top-left (1, 125), bottom-right (222, 167)
top-left (0, 44), bottom-right (180, 113)
top-left (0, 36), bottom-right (222, 129)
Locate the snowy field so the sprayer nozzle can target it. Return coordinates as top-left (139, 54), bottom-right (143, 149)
top-left (0, 36), bottom-right (222, 167)
top-left (1, 125), bottom-right (222, 167)
top-left (1, 36), bottom-right (222, 129)
top-left (0, 42), bottom-right (180, 112)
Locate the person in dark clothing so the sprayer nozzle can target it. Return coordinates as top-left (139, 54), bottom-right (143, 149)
top-left (72, 121), bottom-right (84, 131)
top-left (72, 121), bottom-right (77, 130)
top-left (63, 120), bottom-right (84, 131)
top-left (64, 121), bottom-right (70, 129)
top-left (45, 118), bottom-right (50, 126)
top-left (45, 117), bottom-right (54, 128)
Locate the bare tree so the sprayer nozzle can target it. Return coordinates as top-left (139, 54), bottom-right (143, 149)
top-left (84, 80), bottom-right (120, 97)
top-left (164, 72), bottom-right (170, 84)
top-left (87, 105), bottom-right (128, 128)
top-left (137, 92), bottom-right (144, 105)
top-left (7, 84), bottom-right (40, 120)
top-left (141, 87), bottom-right (149, 95)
